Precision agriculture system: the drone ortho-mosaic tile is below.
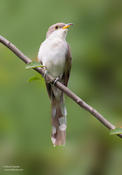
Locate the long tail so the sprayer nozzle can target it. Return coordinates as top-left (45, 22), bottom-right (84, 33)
top-left (51, 87), bottom-right (67, 146)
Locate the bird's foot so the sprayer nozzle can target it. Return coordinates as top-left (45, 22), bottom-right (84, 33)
top-left (52, 77), bottom-right (60, 85)
top-left (44, 69), bottom-right (48, 78)
top-left (43, 69), bottom-right (60, 85)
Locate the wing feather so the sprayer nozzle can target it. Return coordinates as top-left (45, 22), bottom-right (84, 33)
top-left (62, 44), bottom-right (72, 86)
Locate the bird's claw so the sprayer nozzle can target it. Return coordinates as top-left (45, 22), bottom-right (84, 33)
top-left (44, 69), bottom-right (48, 78)
top-left (52, 77), bottom-right (60, 85)
top-left (43, 69), bottom-right (60, 85)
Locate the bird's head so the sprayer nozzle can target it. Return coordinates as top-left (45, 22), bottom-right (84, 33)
top-left (46, 23), bottom-right (73, 39)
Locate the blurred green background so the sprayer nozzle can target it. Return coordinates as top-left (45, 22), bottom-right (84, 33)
top-left (0, 0), bottom-right (122, 175)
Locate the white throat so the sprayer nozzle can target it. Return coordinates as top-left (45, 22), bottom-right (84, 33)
top-left (48, 29), bottom-right (68, 40)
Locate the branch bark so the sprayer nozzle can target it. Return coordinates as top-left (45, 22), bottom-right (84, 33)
top-left (0, 35), bottom-right (122, 138)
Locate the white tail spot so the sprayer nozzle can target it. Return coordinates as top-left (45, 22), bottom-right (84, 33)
top-left (51, 137), bottom-right (56, 145)
top-left (59, 124), bottom-right (67, 131)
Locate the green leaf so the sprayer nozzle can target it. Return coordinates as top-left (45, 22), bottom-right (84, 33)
top-left (25, 61), bottom-right (45, 69)
top-left (110, 128), bottom-right (122, 135)
top-left (28, 75), bottom-right (42, 82)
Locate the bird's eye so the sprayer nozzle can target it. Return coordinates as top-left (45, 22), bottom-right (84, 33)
top-left (55, 26), bottom-right (59, 30)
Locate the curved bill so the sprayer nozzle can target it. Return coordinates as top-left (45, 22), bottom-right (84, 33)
top-left (62, 23), bottom-right (73, 29)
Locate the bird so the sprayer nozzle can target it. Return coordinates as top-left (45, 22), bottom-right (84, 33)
top-left (37, 23), bottom-right (72, 146)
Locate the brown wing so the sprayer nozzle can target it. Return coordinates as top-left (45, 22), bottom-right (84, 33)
top-left (62, 44), bottom-right (72, 86)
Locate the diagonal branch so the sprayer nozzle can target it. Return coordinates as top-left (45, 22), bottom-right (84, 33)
top-left (0, 35), bottom-right (122, 138)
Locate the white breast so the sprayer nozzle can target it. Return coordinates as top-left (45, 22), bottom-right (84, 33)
top-left (38, 36), bottom-right (68, 78)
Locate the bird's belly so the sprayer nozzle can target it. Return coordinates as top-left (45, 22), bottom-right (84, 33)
top-left (44, 53), bottom-right (66, 78)
top-left (38, 41), bottom-right (67, 78)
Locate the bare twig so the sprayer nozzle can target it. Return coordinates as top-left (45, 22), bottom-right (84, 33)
top-left (0, 35), bottom-right (122, 138)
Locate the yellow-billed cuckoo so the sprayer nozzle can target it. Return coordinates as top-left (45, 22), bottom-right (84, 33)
top-left (38, 23), bottom-right (72, 146)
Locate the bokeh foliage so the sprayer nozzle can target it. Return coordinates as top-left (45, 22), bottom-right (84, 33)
top-left (0, 0), bottom-right (122, 175)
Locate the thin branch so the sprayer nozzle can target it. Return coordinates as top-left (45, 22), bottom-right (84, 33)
top-left (0, 35), bottom-right (122, 138)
